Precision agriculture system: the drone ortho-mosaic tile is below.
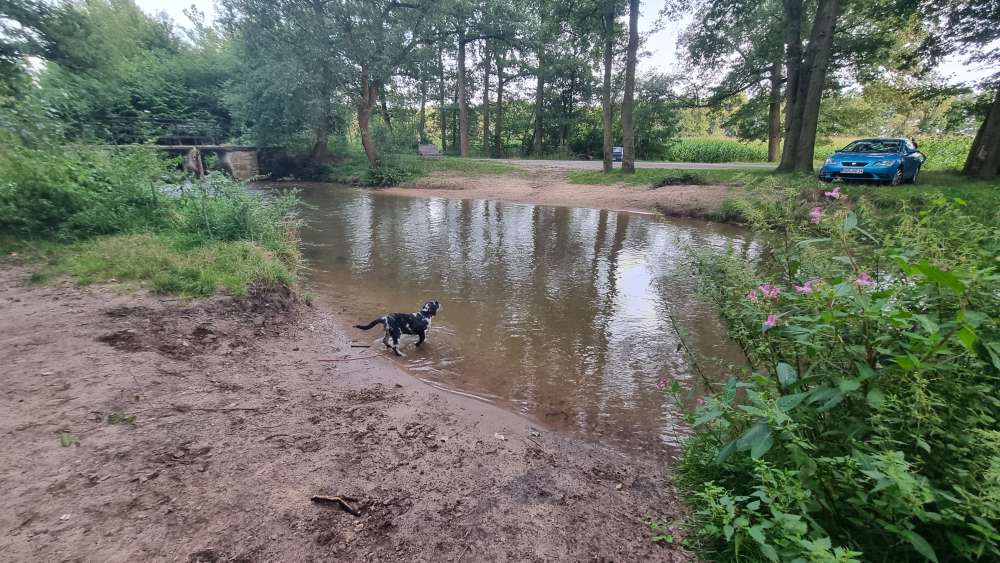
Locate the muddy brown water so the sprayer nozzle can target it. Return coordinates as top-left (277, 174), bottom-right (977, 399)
top-left (283, 184), bottom-right (755, 455)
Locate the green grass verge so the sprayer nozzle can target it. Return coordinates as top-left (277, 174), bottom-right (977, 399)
top-left (567, 167), bottom-right (1000, 224)
top-left (7, 233), bottom-right (296, 299)
top-left (567, 167), bottom-right (771, 186)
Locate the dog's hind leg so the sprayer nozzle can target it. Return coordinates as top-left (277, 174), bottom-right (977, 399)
top-left (382, 329), bottom-right (391, 349)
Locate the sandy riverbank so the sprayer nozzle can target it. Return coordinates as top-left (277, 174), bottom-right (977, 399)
top-left (0, 263), bottom-right (689, 561)
top-left (383, 168), bottom-right (742, 218)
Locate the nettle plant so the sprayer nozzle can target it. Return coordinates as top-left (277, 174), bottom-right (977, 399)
top-left (680, 183), bottom-right (1000, 562)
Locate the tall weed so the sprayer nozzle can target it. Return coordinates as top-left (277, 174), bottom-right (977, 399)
top-left (679, 180), bottom-right (1000, 561)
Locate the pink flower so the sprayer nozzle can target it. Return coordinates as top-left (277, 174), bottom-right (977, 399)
top-left (764, 314), bottom-right (779, 328)
top-left (855, 272), bottom-right (875, 288)
top-left (810, 206), bottom-right (822, 224)
top-left (696, 398), bottom-right (705, 406)
top-left (656, 378), bottom-right (668, 390)
top-left (795, 279), bottom-right (815, 294)
top-left (759, 284), bottom-right (781, 300)
top-left (824, 186), bottom-right (843, 200)
top-left (748, 288), bottom-right (759, 302)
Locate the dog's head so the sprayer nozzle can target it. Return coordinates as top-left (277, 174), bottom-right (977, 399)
top-left (420, 300), bottom-right (441, 317)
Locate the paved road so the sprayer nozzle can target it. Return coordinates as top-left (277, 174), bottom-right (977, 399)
top-left (490, 158), bottom-right (776, 171)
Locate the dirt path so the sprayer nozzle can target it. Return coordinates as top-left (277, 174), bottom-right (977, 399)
top-left (0, 263), bottom-right (688, 562)
top-left (382, 168), bottom-right (742, 217)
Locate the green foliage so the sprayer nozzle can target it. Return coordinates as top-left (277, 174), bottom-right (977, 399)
top-left (0, 144), bottom-right (172, 239)
top-left (0, 139), bottom-right (302, 297)
top-left (679, 176), bottom-right (1000, 561)
top-left (317, 146), bottom-right (520, 186)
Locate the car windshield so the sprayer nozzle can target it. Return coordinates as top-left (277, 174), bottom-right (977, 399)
top-left (840, 140), bottom-right (902, 153)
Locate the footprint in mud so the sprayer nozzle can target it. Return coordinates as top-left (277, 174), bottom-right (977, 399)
top-left (187, 549), bottom-right (223, 563)
top-left (97, 329), bottom-right (144, 351)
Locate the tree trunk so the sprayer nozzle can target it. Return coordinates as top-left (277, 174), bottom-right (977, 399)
top-left (601, 0), bottom-right (615, 173)
top-left (621, 0), bottom-right (639, 174)
top-left (358, 66), bottom-right (380, 167)
top-left (310, 106), bottom-right (330, 164)
top-left (378, 85), bottom-right (393, 133)
top-left (964, 88), bottom-right (1000, 179)
top-left (493, 52), bottom-right (505, 158)
top-left (452, 89), bottom-right (458, 150)
top-left (767, 61), bottom-right (782, 163)
top-left (457, 31), bottom-right (471, 157)
top-left (793, 0), bottom-right (841, 173)
top-left (419, 77), bottom-right (428, 143)
top-left (777, 0), bottom-right (803, 171)
top-left (438, 45), bottom-right (447, 152)
top-left (532, 54), bottom-right (545, 155)
top-left (482, 46), bottom-right (491, 157)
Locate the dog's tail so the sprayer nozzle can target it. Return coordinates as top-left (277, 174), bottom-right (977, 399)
top-left (353, 317), bottom-right (384, 330)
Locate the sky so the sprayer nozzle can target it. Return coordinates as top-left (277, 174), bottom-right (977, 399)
top-left (135, 0), bottom-right (990, 86)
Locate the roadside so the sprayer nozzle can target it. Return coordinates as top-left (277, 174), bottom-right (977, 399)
top-left (0, 263), bottom-right (688, 561)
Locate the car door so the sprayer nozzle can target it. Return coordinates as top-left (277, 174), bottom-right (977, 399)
top-left (903, 141), bottom-right (920, 177)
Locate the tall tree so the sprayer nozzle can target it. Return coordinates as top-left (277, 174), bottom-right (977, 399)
top-left (777, 0), bottom-right (841, 172)
top-left (922, 0), bottom-right (1000, 178)
top-left (600, 0), bottom-right (618, 172)
top-left (681, 0), bottom-right (785, 161)
top-left (222, 0), bottom-right (341, 163)
top-left (620, 0), bottom-right (639, 173)
top-left (328, 0), bottom-right (441, 167)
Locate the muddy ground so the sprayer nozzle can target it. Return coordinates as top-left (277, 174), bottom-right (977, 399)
top-left (0, 263), bottom-right (689, 562)
top-left (384, 166), bottom-right (742, 218)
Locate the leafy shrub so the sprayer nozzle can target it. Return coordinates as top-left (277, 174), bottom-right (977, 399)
top-left (0, 142), bottom-right (303, 295)
top-left (680, 182), bottom-right (1000, 562)
top-left (365, 161), bottom-right (411, 186)
top-left (0, 144), bottom-right (172, 239)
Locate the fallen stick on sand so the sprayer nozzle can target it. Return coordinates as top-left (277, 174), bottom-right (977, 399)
top-left (317, 355), bottom-right (380, 362)
top-left (349, 344), bottom-right (370, 348)
top-left (311, 495), bottom-right (361, 516)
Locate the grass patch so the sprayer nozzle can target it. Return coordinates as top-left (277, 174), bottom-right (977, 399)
top-left (28, 233), bottom-right (296, 298)
top-left (567, 167), bottom-right (769, 186)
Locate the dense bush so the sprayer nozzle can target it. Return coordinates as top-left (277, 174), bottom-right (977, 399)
top-left (0, 141), bottom-right (302, 295)
top-left (679, 177), bottom-right (1000, 562)
top-left (0, 144), bottom-right (171, 239)
top-left (0, 144), bottom-right (299, 249)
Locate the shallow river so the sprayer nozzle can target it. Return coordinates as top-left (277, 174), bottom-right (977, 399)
top-left (290, 185), bottom-right (755, 454)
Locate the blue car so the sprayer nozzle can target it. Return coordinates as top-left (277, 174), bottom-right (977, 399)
top-left (819, 138), bottom-right (925, 185)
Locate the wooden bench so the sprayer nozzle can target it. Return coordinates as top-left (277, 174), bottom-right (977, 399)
top-left (418, 143), bottom-right (443, 158)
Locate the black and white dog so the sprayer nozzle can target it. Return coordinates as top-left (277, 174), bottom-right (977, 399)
top-left (354, 301), bottom-right (441, 356)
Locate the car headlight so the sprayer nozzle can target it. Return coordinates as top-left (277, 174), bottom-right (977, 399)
top-left (871, 160), bottom-right (898, 167)
top-left (824, 158), bottom-right (834, 165)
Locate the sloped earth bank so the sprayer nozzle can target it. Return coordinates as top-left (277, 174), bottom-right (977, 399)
top-left (383, 167), bottom-right (742, 218)
top-left (0, 263), bottom-right (688, 562)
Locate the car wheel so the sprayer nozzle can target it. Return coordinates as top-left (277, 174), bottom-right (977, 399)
top-left (891, 167), bottom-right (904, 186)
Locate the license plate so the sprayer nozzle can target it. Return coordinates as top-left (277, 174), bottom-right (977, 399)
top-left (841, 168), bottom-right (864, 174)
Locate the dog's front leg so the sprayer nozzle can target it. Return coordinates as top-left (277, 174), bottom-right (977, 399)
top-left (390, 327), bottom-right (403, 356)
top-left (415, 331), bottom-right (425, 346)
